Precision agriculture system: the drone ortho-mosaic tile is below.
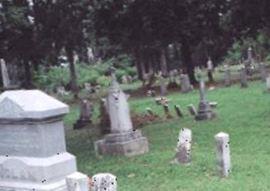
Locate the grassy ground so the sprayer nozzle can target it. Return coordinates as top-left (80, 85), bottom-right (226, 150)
top-left (64, 80), bottom-right (270, 191)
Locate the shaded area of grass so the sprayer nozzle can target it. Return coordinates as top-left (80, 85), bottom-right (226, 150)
top-left (64, 81), bottom-right (270, 191)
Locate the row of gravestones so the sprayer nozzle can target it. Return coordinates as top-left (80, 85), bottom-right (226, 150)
top-left (0, 73), bottom-right (220, 191)
top-left (173, 128), bottom-right (231, 178)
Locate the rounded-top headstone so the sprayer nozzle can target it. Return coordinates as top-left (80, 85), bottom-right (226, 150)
top-left (0, 90), bottom-right (69, 119)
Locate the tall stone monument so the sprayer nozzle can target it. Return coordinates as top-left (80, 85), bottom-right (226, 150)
top-left (95, 71), bottom-right (149, 157)
top-left (0, 90), bottom-right (86, 190)
top-left (73, 99), bottom-right (92, 130)
top-left (195, 79), bottom-right (216, 121)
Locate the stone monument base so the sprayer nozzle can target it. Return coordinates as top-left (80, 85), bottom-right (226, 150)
top-left (195, 101), bottom-right (216, 121)
top-left (0, 153), bottom-right (77, 191)
top-left (95, 130), bottom-right (149, 157)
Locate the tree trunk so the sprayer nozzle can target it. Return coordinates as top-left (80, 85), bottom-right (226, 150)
top-left (182, 40), bottom-right (197, 85)
top-left (23, 59), bottom-right (34, 89)
top-left (66, 46), bottom-right (79, 99)
top-left (160, 47), bottom-right (168, 77)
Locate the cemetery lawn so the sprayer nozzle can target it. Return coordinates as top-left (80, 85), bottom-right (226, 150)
top-left (64, 81), bottom-right (270, 191)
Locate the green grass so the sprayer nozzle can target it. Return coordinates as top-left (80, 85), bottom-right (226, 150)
top-left (64, 80), bottom-right (270, 191)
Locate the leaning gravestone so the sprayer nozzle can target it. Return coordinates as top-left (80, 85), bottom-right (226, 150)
top-left (73, 99), bottom-right (92, 129)
top-left (187, 104), bottom-right (197, 116)
top-left (195, 79), bottom-right (216, 121)
top-left (90, 173), bottom-right (117, 191)
top-left (173, 128), bottom-right (192, 164)
top-left (95, 74), bottom-right (149, 157)
top-left (215, 132), bottom-right (231, 178)
top-left (180, 74), bottom-right (192, 93)
top-left (0, 90), bottom-right (87, 190)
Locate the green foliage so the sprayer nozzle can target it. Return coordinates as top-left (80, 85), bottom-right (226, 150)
top-left (34, 54), bottom-right (136, 91)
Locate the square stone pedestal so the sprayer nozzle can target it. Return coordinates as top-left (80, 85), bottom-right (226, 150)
top-left (95, 130), bottom-right (149, 157)
top-left (195, 101), bottom-right (216, 121)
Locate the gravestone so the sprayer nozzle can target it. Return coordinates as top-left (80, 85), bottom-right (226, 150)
top-left (0, 59), bottom-right (11, 89)
top-left (224, 65), bottom-right (231, 87)
top-left (174, 105), bottom-right (184, 118)
top-left (180, 74), bottom-right (192, 93)
top-left (0, 90), bottom-right (86, 190)
top-left (195, 80), bottom-right (216, 121)
top-left (90, 173), bottom-right (117, 191)
top-left (215, 132), bottom-right (231, 177)
top-left (66, 172), bottom-right (89, 191)
top-left (266, 75), bottom-right (270, 92)
top-left (95, 73), bottom-right (149, 157)
top-left (174, 128), bottom-right (192, 164)
top-left (240, 68), bottom-right (248, 88)
top-left (73, 99), bottom-right (92, 130)
top-left (187, 104), bottom-right (197, 116)
top-left (259, 62), bottom-right (267, 82)
top-left (163, 104), bottom-right (173, 119)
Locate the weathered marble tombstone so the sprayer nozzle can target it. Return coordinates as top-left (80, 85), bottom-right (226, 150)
top-left (0, 58), bottom-right (11, 89)
top-left (95, 72), bottom-right (149, 157)
top-left (195, 79), bottom-right (216, 121)
top-left (187, 104), bottom-right (197, 116)
top-left (0, 90), bottom-right (87, 190)
top-left (90, 173), bottom-right (117, 191)
top-left (259, 62), bottom-right (267, 82)
top-left (245, 47), bottom-right (254, 75)
top-left (180, 74), bottom-right (192, 93)
top-left (163, 104), bottom-right (173, 119)
top-left (73, 99), bottom-right (92, 130)
top-left (215, 132), bottom-right (231, 178)
top-left (224, 65), bottom-right (231, 87)
top-left (66, 172), bottom-right (89, 191)
top-left (173, 128), bottom-right (192, 164)
top-left (240, 68), bottom-right (248, 88)
top-left (174, 105), bottom-right (184, 118)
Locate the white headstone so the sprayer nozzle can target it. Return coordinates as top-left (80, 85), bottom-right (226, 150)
top-left (175, 128), bottom-right (192, 164)
top-left (66, 172), bottom-right (89, 191)
top-left (90, 173), bottom-right (117, 191)
top-left (106, 77), bottom-right (133, 133)
top-left (215, 132), bottom-right (231, 177)
top-left (266, 75), bottom-right (270, 91)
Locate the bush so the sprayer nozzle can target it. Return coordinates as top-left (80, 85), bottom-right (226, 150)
top-left (34, 54), bottom-right (137, 91)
